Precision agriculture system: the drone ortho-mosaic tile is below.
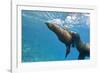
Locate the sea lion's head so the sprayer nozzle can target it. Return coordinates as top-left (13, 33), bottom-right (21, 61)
top-left (45, 19), bottom-right (72, 44)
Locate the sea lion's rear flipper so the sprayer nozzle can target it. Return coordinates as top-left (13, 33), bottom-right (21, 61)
top-left (78, 53), bottom-right (85, 60)
top-left (65, 45), bottom-right (71, 58)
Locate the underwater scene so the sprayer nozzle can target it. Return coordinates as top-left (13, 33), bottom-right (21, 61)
top-left (22, 10), bottom-right (90, 62)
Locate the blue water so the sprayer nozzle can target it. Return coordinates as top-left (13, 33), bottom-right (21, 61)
top-left (22, 10), bottom-right (90, 62)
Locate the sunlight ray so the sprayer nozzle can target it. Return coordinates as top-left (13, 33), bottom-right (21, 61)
top-left (42, 12), bottom-right (50, 19)
top-left (46, 12), bottom-right (53, 19)
top-left (50, 13), bottom-right (56, 19)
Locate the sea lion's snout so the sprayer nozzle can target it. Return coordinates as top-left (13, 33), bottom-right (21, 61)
top-left (45, 21), bottom-right (54, 29)
top-left (45, 21), bottom-right (51, 26)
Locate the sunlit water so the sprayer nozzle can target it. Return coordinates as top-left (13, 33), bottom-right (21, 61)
top-left (22, 10), bottom-right (90, 62)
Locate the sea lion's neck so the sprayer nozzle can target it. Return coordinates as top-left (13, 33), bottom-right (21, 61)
top-left (49, 24), bottom-right (68, 36)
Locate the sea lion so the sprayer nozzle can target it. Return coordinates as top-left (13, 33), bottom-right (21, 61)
top-left (45, 21), bottom-right (90, 60)
top-left (45, 22), bottom-right (75, 58)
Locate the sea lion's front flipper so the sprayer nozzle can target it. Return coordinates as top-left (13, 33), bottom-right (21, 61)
top-left (70, 31), bottom-right (77, 48)
top-left (72, 42), bottom-right (75, 47)
top-left (65, 45), bottom-right (71, 58)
